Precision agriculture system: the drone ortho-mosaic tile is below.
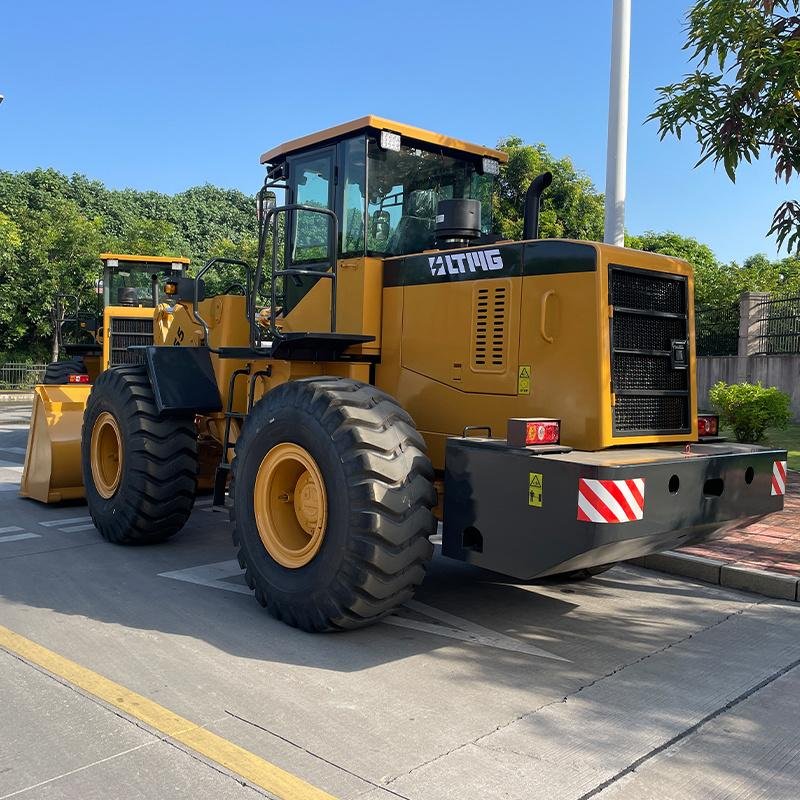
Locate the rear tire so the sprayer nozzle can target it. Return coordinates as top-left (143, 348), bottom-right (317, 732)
top-left (44, 356), bottom-right (87, 384)
top-left (231, 377), bottom-right (437, 631)
top-left (81, 365), bottom-right (198, 544)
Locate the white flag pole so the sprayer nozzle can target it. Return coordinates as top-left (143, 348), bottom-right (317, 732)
top-left (604, 0), bottom-right (631, 246)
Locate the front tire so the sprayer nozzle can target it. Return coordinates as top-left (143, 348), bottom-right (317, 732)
top-left (231, 377), bottom-right (437, 631)
top-left (81, 365), bottom-right (198, 544)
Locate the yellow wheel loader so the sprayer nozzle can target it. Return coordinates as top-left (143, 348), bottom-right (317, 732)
top-left (22, 116), bottom-right (787, 631)
top-left (20, 254), bottom-right (189, 503)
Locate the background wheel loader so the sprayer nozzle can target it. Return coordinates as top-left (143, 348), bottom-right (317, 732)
top-left (20, 254), bottom-right (189, 503)
top-left (21, 116), bottom-right (788, 631)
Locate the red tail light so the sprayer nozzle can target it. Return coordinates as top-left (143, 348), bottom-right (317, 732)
top-left (68, 374), bottom-right (90, 384)
top-left (698, 414), bottom-right (718, 436)
top-left (507, 418), bottom-right (560, 447)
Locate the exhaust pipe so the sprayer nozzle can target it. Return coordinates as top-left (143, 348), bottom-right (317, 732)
top-left (522, 171), bottom-right (553, 240)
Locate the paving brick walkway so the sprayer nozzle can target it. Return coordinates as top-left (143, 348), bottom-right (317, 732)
top-left (680, 472), bottom-right (800, 577)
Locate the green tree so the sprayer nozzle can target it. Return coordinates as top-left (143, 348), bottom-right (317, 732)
top-left (105, 217), bottom-right (188, 258)
top-left (0, 201), bottom-right (102, 361)
top-left (493, 138), bottom-right (605, 242)
top-left (0, 169), bottom-right (262, 359)
top-left (649, 0), bottom-right (800, 252)
top-left (625, 230), bottom-right (729, 305)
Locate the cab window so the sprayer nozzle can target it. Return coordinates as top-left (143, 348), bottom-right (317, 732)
top-left (290, 150), bottom-right (334, 264)
top-left (341, 137), bottom-right (367, 256)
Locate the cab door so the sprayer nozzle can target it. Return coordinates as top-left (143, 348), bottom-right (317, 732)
top-left (282, 147), bottom-right (336, 316)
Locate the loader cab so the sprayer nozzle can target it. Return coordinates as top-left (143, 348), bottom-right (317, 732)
top-left (260, 116), bottom-right (506, 314)
top-left (98, 254), bottom-right (190, 370)
top-left (100, 253), bottom-right (190, 309)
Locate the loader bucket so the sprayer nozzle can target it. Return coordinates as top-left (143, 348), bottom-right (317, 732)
top-left (19, 384), bottom-right (91, 503)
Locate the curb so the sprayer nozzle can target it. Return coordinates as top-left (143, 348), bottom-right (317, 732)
top-left (630, 552), bottom-right (800, 602)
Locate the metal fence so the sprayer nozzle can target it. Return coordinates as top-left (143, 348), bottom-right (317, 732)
top-left (695, 303), bottom-right (740, 356)
top-left (0, 363), bottom-right (48, 391)
top-left (752, 293), bottom-right (800, 355)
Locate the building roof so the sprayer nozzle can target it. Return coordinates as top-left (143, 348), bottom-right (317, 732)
top-left (259, 115), bottom-right (509, 165)
top-left (99, 253), bottom-right (190, 265)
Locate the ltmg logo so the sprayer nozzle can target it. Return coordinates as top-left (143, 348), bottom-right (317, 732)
top-left (428, 248), bottom-right (504, 277)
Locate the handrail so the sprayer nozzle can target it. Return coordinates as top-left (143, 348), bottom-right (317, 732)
top-left (251, 203), bottom-right (339, 348)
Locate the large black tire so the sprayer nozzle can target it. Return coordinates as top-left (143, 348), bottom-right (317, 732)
top-left (44, 356), bottom-right (87, 384)
top-left (231, 377), bottom-right (437, 632)
top-left (81, 365), bottom-right (198, 544)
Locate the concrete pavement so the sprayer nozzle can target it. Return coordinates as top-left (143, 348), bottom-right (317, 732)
top-left (1, 415), bottom-right (799, 799)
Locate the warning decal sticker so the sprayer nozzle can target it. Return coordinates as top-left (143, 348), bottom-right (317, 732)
top-left (529, 472), bottom-right (543, 507)
top-left (518, 365), bottom-right (531, 395)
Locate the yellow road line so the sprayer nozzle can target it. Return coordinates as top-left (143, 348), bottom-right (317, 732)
top-left (0, 624), bottom-right (338, 800)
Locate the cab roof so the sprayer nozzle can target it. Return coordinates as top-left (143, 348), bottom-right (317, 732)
top-left (259, 115), bottom-right (509, 165)
top-left (99, 253), bottom-right (190, 265)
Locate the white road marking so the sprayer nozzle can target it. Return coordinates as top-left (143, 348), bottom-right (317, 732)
top-left (38, 516), bottom-right (92, 528)
top-left (159, 560), bottom-right (251, 595)
top-left (0, 447), bottom-right (26, 455)
top-left (158, 560), bottom-right (566, 660)
top-left (0, 532), bottom-right (40, 543)
top-left (391, 600), bottom-right (568, 660)
top-left (59, 523), bottom-right (96, 533)
top-left (0, 526), bottom-right (23, 534)
top-left (0, 461), bottom-right (23, 471)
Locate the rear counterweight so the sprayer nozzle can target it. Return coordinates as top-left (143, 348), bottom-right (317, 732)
top-left (442, 438), bottom-right (787, 579)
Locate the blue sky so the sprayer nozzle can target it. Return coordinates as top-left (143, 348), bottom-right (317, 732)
top-left (0, 0), bottom-right (794, 263)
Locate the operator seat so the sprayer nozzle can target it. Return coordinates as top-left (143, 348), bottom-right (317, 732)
top-left (387, 189), bottom-right (436, 255)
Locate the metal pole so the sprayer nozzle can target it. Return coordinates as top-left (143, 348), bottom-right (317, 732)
top-left (604, 0), bottom-right (631, 246)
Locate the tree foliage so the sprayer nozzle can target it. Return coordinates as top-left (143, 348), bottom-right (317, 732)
top-left (649, 0), bottom-right (800, 252)
top-left (3, 146), bottom-right (798, 361)
top-left (626, 230), bottom-right (727, 305)
top-left (0, 169), bottom-right (258, 360)
top-left (626, 229), bottom-right (800, 304)
top-left (493, 137), bottom-right (605, 242)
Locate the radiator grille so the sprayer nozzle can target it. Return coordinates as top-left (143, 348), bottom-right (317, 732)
top-left (614, 396), bottom-right (689, 433)
top-left (610, 266), bottom-right (690, 435)
top-left (109, 317), bottom-right (153, 365)
top-left (610, 269), bottom-right (686, 315)
top-left (472, 285), bottom-right (507, 371)
top-left (612, 352), bottom-right (688, 392)
top-left (612, 312), bottom-right (686, 352)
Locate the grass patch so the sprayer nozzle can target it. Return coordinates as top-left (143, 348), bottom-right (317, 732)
top-left (721, 423), bottom-right (800, 470)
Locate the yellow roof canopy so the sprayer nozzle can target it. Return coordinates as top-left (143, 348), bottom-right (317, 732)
top-left (99, 253), bottom-right (190, 265)
top-left (260, 115), bottom-right (509, 165)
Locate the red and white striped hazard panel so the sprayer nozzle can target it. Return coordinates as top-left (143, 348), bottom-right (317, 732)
top-left (577, 478), bottom-right (645, 524)
top-left (772, 460), bottom-right (787, 496)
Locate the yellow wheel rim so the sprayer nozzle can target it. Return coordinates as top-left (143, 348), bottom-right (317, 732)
top-left (90, 412), bottom-right (123, 499)
top-left (253, 443), bottom-right (328, 569)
